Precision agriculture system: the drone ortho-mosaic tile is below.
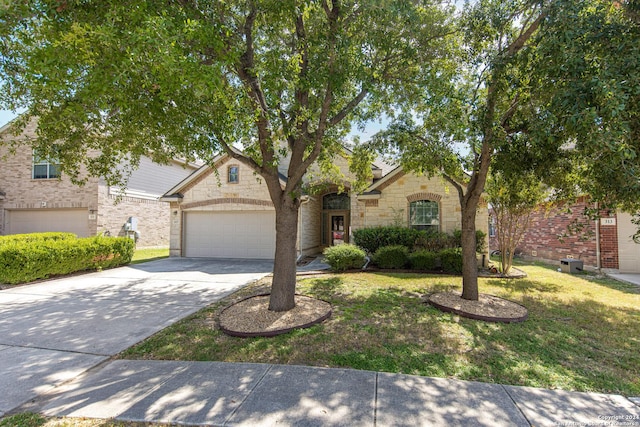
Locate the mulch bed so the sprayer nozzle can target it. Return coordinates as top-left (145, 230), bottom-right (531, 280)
top-left (219, 293), bottom-right (332, 338)
top-left (427, 291), bottom-right (528, 323)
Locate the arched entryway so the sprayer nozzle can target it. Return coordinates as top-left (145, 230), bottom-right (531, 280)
top-left (321, 192), bottom-right (350, 246)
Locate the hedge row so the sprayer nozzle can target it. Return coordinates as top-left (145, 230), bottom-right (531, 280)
top-left (0, 232), bottom-right (77, 246)
top-left (371, 245), bottom-right (463, 273)
top-left (353, 226), bottom-right (486, 254)
top-left (0, 235), bottom-right (135, 285)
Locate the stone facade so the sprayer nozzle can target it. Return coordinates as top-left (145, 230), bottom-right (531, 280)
top-left (167, 159), bottom-right (276, 256)
top-left (166, 155), bottom-right (490, 258)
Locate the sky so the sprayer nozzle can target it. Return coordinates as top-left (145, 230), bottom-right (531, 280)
top-left (0, 107), bottom-right (389, 141)
top-left (0, 109), bottom-right (19, 128)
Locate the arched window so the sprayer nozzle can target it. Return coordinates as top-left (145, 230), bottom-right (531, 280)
top-left (322, 193), bottom-right (350, 210)
top-left (409, 200), bottom-right (439, 232)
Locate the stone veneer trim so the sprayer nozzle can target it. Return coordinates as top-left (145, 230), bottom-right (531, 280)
top-left (407, 192), bottom-right (442, 202)
top-left (373, 170), bottom-right (406, 191)
top-left (181, 197), bottom-right (274, 210)
top-left (178, 156), bottom-right (230, 195)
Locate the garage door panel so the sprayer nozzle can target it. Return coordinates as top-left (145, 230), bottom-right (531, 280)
top-left (617, 212), bottom-right (640, 273)
top-left (6, 209), bottom-right (89, 237)
top-left (184, 211), bottom-right (276, 259)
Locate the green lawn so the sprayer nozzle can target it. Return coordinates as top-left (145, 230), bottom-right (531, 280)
top-left (130, 247), bottom-right (169, 264)
top-left (0, 412), bottom-right (176, 427)
top-left (121, 262), bottom-right (640, 396)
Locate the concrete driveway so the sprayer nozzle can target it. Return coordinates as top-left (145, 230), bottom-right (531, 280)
top-left (0, 258), bottom-right (273, 416)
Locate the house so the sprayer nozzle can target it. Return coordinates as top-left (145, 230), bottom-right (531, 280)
top-left (0, 119), bottom-right (199, 247)
top-left (488, 196), bottom-right (640, 273)
top-left (161, 151), bottom-right (489, 259)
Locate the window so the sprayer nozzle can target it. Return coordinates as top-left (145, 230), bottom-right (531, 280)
top-left (32, 149), bottom-right (61, 179)
top-left (409, 200), bottom-right (439, 232)
top-left (228, 165), bottom-right (239, 183)
top-left (322, 193), bottom-right (350, 210)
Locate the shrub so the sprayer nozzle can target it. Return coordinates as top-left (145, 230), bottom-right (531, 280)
top-left (0, 232), bottom-right (77, 246)
top-left (323, 244), bottom-right (366, 272)
top-left (439, 248), bottom-right (463, 274)
top-left (409, 250), bottom-right (439, 270)
top-left (452, 229), bottom-right (488, 253)
top-left (0, 236), bottom-right (135, 285)
top-left (352, 226), bottom-right (424, 254)
top-left (372, 245), bottom-right (409, 269)
top-left (414, 232), bottom-right (457, 252)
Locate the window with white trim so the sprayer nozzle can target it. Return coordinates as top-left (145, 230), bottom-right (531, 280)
top-left (409, 200), bottom-right (439, 232)
top-left (32, 149), bottom-right (61, 179)
top-left (228, 165), bottom-right (239, 183)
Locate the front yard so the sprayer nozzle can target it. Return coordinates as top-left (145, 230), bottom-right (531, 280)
top-left (121, 262), bottom-right (640, 396)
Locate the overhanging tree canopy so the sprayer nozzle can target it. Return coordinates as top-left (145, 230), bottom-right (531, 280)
top-left (372, 0), bottom-right (640, 301)
top-left (0, 0), bottom-right (455, 311)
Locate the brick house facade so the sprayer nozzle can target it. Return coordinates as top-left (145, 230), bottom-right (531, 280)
top-left (489, 197), bottom-right (640, 272)
top-left (0, 119), bottom-right (198, 247)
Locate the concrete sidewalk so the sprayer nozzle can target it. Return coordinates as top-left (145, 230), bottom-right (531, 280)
top-left (35, 360), bottom-right (639, 427)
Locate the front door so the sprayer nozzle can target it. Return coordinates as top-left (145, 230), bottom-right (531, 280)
top-left (330, 214), bottom-right (348, 245)
top-left (322, 192), bottom-right (351, 247)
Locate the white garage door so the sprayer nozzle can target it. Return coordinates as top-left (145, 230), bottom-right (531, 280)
top-left (616, 212), bottom-right (640, 273)
top-left (184, 211), bottom-right (276, 259)
top-left (5, 209), bottom-right (90, 237)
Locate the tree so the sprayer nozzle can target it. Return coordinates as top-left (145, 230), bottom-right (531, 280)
top-left (0, 1), bottom-right (455, 311)
top-left (486, 171), bottom-right (545, 275)
top-left (372, 0), bottom-right (640, 301)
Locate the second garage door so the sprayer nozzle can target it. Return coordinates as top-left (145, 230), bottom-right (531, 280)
top-left (5, 209), bottom-right (90, 237)
top-left (184, 210), bottom-right (276, 259)
top-left (616, 212), bottom-right (640, 273)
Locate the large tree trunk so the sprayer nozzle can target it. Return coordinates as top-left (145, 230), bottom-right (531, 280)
top-left (460, 201), bottom-right (479, 301)
top-left (269, 200), bottom-right (300, 312)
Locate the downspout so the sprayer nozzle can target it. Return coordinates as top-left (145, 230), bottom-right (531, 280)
top-left (595, 201), bottom-right (601, 270)
top-left (297, 195), bottom-right (311, 261)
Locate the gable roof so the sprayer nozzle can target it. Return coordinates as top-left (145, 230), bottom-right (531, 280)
top-left (161, 147), bottom-right (389, 200)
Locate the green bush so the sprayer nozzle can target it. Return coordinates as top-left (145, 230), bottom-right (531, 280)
top-left (372, 245), bottom-right (409, 269)
top-left (0, 236), bottom-right (135, 285)
top-left (323, 244), bottom-right (366, 272)
top-left (0, 232), bottom-right (77, 246)
top-left (414, 232), bottom-right (458, 252)
top-left (439, 248), bottom-right (463, 274)
top-left (409, 250), bottom-right (439, 270)
top-left (352, 226), bottom-right (424, 254)
top-left (452, 229), bottom-right (488, 253)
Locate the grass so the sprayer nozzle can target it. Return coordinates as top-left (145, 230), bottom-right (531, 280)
top-left (120, 262), bottom-right (640, 396)
top-left (0, 413), bottom-right (178, 427)
top-left (130, 248), bottom-right (169, 265)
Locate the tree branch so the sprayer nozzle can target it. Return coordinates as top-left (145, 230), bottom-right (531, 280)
top-left (235, 3), bottom-right (276, 174)
top-left (506, 8), bottom-right (546, 57)
top-left (215, 131), bottom-right (263, 173)
top-left (328, 88), bottom-right (369, 127)
top-left (443, 173), bottom-right (465, 205)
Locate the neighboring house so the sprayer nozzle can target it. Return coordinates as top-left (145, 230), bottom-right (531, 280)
top-left (161, 151), bottom-right (489, 259)
top-left (488, 196), bottom-right (640, 273)
top-left (0, 119), bottom-right (199, 247)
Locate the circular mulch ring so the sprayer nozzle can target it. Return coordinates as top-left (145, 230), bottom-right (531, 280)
top-left (219, 293), bottom-right (332, 338)
top-left (478, 266), bottom-right (527, 279)
top-left (428, 292), bottom-right (528, 323)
